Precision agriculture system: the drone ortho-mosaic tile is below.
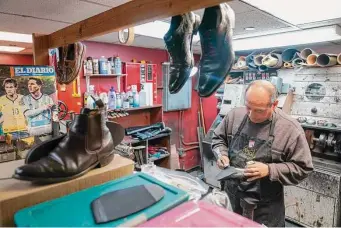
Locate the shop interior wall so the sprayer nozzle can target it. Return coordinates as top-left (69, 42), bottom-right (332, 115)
top-left (0, 53), bottom-right (33, 65)
top-left (1, 42), bottom-right (217, 170)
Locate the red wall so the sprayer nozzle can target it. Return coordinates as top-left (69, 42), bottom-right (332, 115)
top-left (3, 42), bottom-right (217, 170)
top-left (0, 53), bottom-right (33, 65)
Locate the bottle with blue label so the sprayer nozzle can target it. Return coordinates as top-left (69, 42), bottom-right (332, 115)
top-left (99, 56), bottom-right (108, 74)
top-left (108, 86), bottom-right (116, 110)
top-left (86, 85), bottom-right (96, 109)
top-left (114, 56), bottom-right (122, 75)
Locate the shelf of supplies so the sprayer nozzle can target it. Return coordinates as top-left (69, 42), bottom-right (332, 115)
top-left (84, 74), bottom-right (127, 77)
top-left (109, 105), bottom-right (162, 112)
top-left (122, 132), bottom-right (171, 145)
top-left (149, 153), bottom-right (170, 162)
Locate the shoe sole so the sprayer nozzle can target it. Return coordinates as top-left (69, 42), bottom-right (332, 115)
top-left (12, 152), bottom-right (115, 184)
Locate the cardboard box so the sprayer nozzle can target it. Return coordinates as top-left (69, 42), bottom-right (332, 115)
top-left (0, 155), bottom-right (134, 226)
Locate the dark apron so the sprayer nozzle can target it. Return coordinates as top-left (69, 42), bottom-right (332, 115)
top-left (222, 113), bottom-right (285, 227)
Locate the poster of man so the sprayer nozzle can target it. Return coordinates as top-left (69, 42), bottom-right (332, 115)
top-left (23, 77), bottom-right (55, 136)
top-left (0, 78), bottom-right (28, 139)
top-left (0, 65), bottom-right (58, 162)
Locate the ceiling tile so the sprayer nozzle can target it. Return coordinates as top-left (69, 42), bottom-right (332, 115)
top-left (0, 13), bottom-right (69, 34)
top-left (233, 10), bottom-right (291, 36)
top-left (89, 32), bottom-right (120, 43)
top-left (0, 0), bottom-right (110, 24)
top-left (160, 1), bottom-right (252, 25)
top-left (79, 0), bottom-right (131, 7)
top-left (128, 35), bottom-right (165, 49)
top-left (227, 0), bottom-right (254, 14)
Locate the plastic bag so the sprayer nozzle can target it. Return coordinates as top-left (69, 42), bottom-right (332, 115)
top-left (201, 188), bottom-right (233, 211)
top-left (141, 163), bottom-right (209, 201)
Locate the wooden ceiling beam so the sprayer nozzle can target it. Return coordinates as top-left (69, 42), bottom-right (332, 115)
top-left (48, 0), bottom-right (231, 48)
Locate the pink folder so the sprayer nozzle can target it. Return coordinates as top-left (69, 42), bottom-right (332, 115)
top-left (140, 200), bottom-right (262, 227)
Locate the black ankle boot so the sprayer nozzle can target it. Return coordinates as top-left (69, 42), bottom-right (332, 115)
top-left (13, 102), bottom-right (124, 183)
top-left (164, 12), bottom-right (201, 94)
top-left (25, 121), bottom-right (124, 164)
top-left (198, 3), bottom-right (235, 97)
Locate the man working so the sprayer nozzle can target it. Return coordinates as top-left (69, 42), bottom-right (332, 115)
top-left (212, 80), bottom-right (313, 227)
top-left (23, 77), bottom-right (54, 136)
top-left (0, 78), bottom-right (28, 139)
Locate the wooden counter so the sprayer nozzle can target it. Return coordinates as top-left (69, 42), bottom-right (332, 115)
top-left (0, 155), bottom-right (134, 226)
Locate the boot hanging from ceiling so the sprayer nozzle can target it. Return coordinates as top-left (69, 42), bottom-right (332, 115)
top-left (56, 42), bottom-right (86, 85)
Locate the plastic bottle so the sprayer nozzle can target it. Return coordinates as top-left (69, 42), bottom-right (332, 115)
top-left (126, 89), bottom-right (133, 107)
top-left (99, 92), bottom-right (109, 109)
top-left (132, 86), bottom-right (140, 107)
top-left (116, 93), bottom-right (122, 109)
top-left (114, 56), bottom-right (122, 75)
top-left (99, 56), bottom-right (108, 74)
top-left (86, 85), bottom-right (96, 109)
top-left (139, 84), bottom-right (147, 106)
top-left (108, 87), bottom-right (117, 110)
top-left (120, 91), bottom-right (126, 101)
top-left (108, 57), bottom-right (114, 74)
top-left (85, 57), bottom-right (93, 75)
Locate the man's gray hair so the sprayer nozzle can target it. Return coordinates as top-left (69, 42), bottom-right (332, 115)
top-left (245, 80), bottom-right (279, 105)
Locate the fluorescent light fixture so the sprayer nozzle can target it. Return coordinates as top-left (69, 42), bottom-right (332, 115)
top-left (244, 27), bottom-right (256, 31)
top-left (233, 25), bottom-right (341, 51)
top-left (243, 0), bottom-right (341, 25)
top-left (0, 31), bottom-right (32, 43)
top-left (134, 20), bottom-right (200, 42)
top-left (0, 46), bottom-right (25, 52)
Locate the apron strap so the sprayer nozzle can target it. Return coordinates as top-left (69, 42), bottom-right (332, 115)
top-left (235, 115), bottom-right (248, 136)
top-left (268, 112), bottom-right (277, 141)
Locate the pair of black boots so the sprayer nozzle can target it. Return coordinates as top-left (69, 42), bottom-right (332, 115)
top-left (164, 3), bottom-right (235, 97)
top-left (13, 100), bottom-right (125, 184)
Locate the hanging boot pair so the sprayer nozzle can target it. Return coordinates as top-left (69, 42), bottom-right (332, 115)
top-left (164, 3), bottom-right (235, 97)
top-left (13, 99), bottom-right (125, 184)
top-left (56, 42), bottom-right (86, 85)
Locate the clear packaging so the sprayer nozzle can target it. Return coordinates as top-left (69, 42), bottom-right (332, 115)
top-left (141, 163), bottom-right (209, 201)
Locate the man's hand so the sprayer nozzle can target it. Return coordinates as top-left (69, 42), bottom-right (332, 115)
top-left (244, 161), bottom-right (269, 181)
top-left (217, 155), bottom-right (230, 169)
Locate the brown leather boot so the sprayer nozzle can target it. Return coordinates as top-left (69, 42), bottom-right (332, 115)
top-left (13, 100), bottom-right (122, 184)
top-left (56, 42), bottom-right (86, 85)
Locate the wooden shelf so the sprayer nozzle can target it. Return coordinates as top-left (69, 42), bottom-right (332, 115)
top-left (84, 74), bottom-right (127, 77)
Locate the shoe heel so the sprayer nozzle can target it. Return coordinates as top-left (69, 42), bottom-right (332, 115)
top-left (98, 153), bottom-right (115, 167)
